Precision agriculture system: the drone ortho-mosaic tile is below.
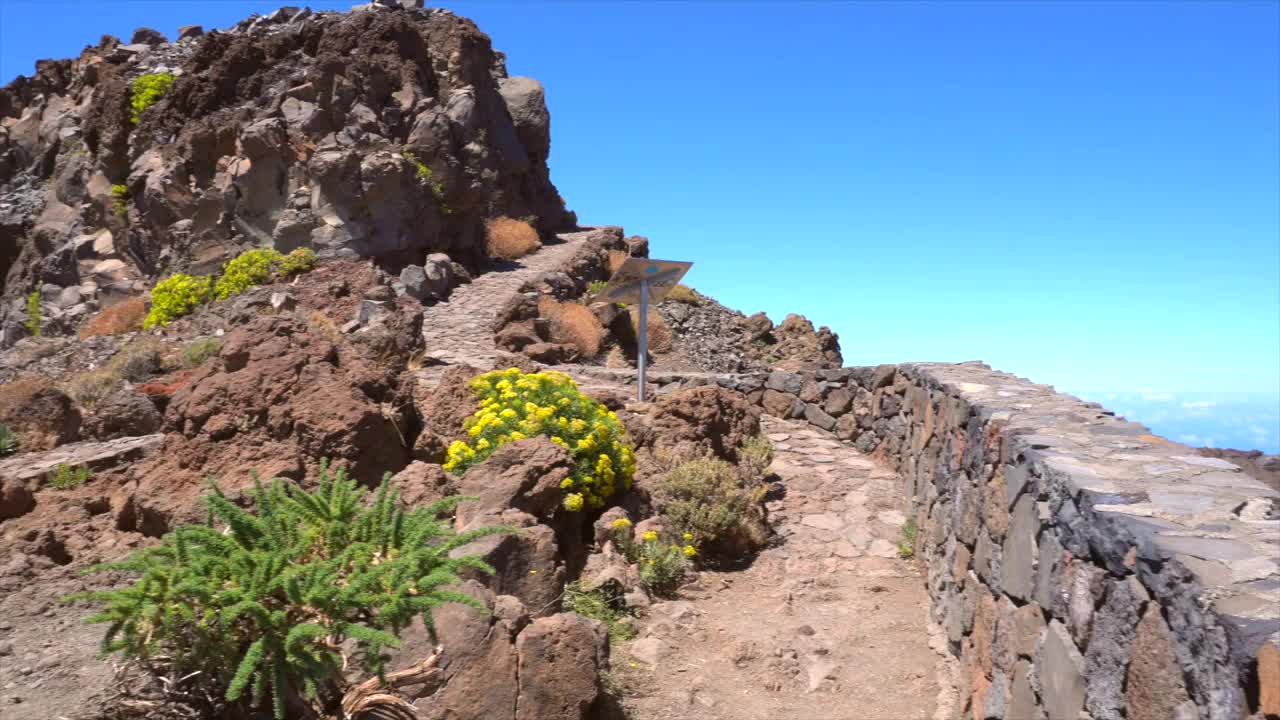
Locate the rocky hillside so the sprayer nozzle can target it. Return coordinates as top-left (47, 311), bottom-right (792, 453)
top-left (0, 0), bottom-right (572, 346)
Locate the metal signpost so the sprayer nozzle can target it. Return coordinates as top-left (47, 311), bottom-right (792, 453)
top-left (598, 258), bottom-right (693, 401)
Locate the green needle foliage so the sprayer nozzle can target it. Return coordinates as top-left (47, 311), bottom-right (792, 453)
top-left (0, 423), bottom-right (18, 457)
top-left (67, 461), bottom-right (509, 719)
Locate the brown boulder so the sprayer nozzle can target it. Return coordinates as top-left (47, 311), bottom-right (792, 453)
top-left (0, 477), bottom-right (35, 521)
top-left (455, 437), bottom-right (573, 526)
top-left (646, 385), bottom-right (761, 463)
top-left (515, 613), bottom-right (609, 720)
top-left (130, 315), bottom-right (415, 526)
top-left (81, 385), bottom-right (161, 440)
top-left (414, 364), bottom-right (481, 463)
top-left (392, 461), bottom-right (457, 508)
top-left (1125, 604), bottom-right (1192, 720)
top-left (0, 378), bottom-right (80, 451)
top-left (454, 511), bottom-right (565, 616)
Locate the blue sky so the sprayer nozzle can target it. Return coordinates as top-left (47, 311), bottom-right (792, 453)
top-left (3, 1), bottom-right (1278, 444)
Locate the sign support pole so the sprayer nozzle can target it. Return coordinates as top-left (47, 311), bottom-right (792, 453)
top-left (637, 277), bottom-right (648, 402)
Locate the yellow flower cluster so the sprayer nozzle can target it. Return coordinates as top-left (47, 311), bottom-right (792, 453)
top-left (444, 368), bottom-right (636, 512)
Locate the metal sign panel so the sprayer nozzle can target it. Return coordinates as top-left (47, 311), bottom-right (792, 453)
top-left (599, 258), bottom-right (693, 305)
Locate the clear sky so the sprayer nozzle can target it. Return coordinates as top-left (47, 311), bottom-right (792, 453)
top-left (3, 1), bottom-right (1279, 399)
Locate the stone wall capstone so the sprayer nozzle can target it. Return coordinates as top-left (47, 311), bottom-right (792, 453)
top-left (703, 361), bottom-right (1279, 720)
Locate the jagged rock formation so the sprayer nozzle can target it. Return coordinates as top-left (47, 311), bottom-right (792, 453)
top-left (0, 3), bottom-right (572, 346)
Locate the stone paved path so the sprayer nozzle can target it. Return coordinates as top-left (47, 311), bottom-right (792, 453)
top-left (614, 416), bottom-right (948, 720)
top-left (414, 230), bottom-right (950, 717)
top-left (417, 229), bottom-right (596, 384)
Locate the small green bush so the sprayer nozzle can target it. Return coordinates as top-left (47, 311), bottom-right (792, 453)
top-left (738, 434), bottom-right (774, 480)
top-left (144, 273), bottom-right (213, 329)
top-left (66, 462), bottom-right (508, 719)
top-left (278, 247), bottom-right (316, 277)
top-left (587, 280), bottom-right (608, 297)
top-left (610, 523), bottom-right (692, 597)
top-left (49, 463), bottom-right (92, 490)
top-left (666, 284), bottom-right (698, 304)
top-left (109, 337), bottom-right (164, 381)
top-left (24, 289), bottom-right (41, 337)
top-left (183, 337), bottom-right (223, 368)
top-left (652, 456), bottom-right (754, 548)
top-left (562, 581), bottom-right (636, 646)
top-left (899, 518), bottom-right (918, 559)
top-left (130, 72), bottom-right (175, 124)
top-left (0, 424), bottom-right (18, 457)
top-left (110, 184), bottom-right (129, 218)
top-left (215, 248), bottom-right (282, 300)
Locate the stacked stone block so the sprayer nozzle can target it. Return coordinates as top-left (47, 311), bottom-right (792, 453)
top-left (704, 361), bottom-right (1279, 719)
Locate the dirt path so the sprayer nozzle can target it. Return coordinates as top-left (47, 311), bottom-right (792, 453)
top-left (611, 416), bottom-right (947, 720)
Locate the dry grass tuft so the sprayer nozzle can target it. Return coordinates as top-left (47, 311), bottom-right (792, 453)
top-left (630, 308), bottom-right (673, 353)
top-left (666, 284), bottom-right (698, 304)
top-left (0, 376), bottom-right (52, 415)
top-left (539, 297), bottom-right (605, 358)
top-left (607, 250), bottom-right (629, 275)
top-left (486, 217), bottom-right (542, 261)
top-left (79, 296), bottom-right (148, 338)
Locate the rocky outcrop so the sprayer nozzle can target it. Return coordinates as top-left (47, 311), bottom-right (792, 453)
top-left (0, 5), bottom-right (575, 347)
top-left (125, 286), bottom-right (423, 527)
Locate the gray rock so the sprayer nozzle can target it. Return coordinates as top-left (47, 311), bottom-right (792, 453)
top-left (176, 25), bottom-right (203, 40)
top-left (766, 371), bottom-right (803, 395)
top-left (269, 292), bottom-right (296, 312)
top-left (1002, 494), bottom-right (1038, 601)
top-left (1084, 578), bottom-right (1145, 720)
top-left (1038, 620), bottom-right (1086, 720)
top-left (983, 669), bottom-right (1007, 719)
top-left (804, 404), bottom-right (836, 431)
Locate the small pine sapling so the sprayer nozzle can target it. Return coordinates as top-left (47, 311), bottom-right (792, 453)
top-left (67, 461), bottom-right (509, 719)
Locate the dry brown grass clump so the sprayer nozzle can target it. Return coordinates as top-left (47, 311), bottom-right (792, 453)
top-left (666, 284), bottom-right (698, 304)
top-left (485, 217), bottom-right (542, 260)
top-left (0, 376), bottom-right (51, 416)
top-left (630, 308), bottom-right (673, 353)
top-left (607, 249), bottom-right (629, 275)
top-left (539, 297), bottom-right (605, 358)
top-left (79, 296), bottom-right (147, 338)
top-left (65, 337), bottom-right (170, 408)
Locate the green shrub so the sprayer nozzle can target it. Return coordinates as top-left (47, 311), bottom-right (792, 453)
top-left (278, 247), bottom-right (316, 277)
top-left (444, 369), bottom-right (636, 512)
top-left (66, 462), bottom-right (508, 720)
top-left (215, 248), bottom-right (283, 300)
top-left (562, 581), bottom-right (636, 646)
top-left (899, 518), bottom-right (918, 559)
top-left (49, 463), bottom-right (91, 490)
top-left (183, 337), bottom-right (223, 368)
top-left (144, 273), bottom-right (213, 328)
top-left (652, 456), bottom-right (755, 548)
top-left (0, 424), bottom-right (18, 457)
top-left (587, 280), bottom-right (608, 297)
top-left (65, 370), bottom-right (121, 409)
top-left (737, 434), bottom-right (774, 481)
top-left (110, 184), bottom-right (129, 218)
top-left (610, 523), bottom-right (693, 597)
top-left (24, 289), bottom-right (41, 337)
top-left (109, 337), bottom-right (164, 381)
top-left (130, 72), bottom-right (175, 124)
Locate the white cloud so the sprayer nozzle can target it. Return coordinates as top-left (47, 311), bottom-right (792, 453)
top-left (1104, 393), bottom-right (1117, 401)
top-left (1181, 400), bottom-right (1216, 409)
top-left (1142, 393), bottom-right (1174, 401)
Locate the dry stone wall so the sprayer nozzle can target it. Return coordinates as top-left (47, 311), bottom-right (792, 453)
top-left (702, 361), bottom-right (1280, 720)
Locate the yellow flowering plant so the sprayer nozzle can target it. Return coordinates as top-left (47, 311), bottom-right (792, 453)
top-left (608, 523), bottom-right (693, 597)
top-left (443, 369), bottom-right (636, 512)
